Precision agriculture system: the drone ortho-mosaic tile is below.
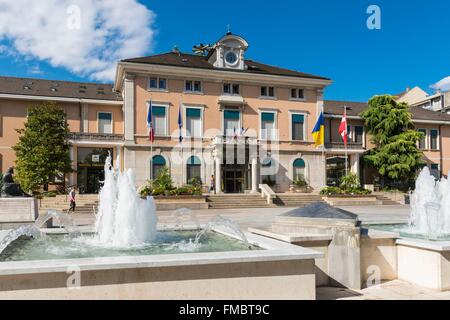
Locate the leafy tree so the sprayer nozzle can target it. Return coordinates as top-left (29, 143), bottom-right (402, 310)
top-left (361, 95), bottom-right (425, 188)
top-left (13, 102), bottom-right (72, 192)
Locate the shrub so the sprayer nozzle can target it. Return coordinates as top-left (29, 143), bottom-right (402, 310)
top-left (152, 167), bottom-right (173, 191)
top-left (320, 187), bottom-right (343, 195)
top-left (293, 175), bottom-right (308, 187)
top-left (339, 173), bottom-right (360, 191)
top-left (187, 177), bottom-right (202, 188)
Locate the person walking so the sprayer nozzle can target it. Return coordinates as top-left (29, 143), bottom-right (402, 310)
top-left (210, 174), bottom-right (215, 194)
top-left (68, 187), bottom-right (76, 213)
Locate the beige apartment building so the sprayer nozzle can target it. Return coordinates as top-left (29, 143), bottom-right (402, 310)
top-left (1, 33), bottom-right (450, 194)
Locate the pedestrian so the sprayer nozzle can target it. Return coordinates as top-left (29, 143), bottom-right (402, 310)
top-left (210, 175), bottom-right (215, 193)
top-left (68, 187), bottom-right (76, 213)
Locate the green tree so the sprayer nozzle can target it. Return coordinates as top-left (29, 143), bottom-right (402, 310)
top-left (361, 95), bottom-right (425, 188)
top-left (13, 102), bottom-right (72, 192)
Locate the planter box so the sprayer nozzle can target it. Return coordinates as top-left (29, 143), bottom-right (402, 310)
top-left (289, 185), bottom-right (312, 193)
top-left (153, 196), bottom-right (208, 211)
top-left (323, 195), bottom-right (382, 206)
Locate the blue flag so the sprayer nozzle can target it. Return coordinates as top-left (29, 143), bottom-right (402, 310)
top-left (178, 101), bottom-right (183, 143)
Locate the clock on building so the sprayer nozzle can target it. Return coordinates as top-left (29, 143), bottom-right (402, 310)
top-left (225, 51), bottom-right (238, 65)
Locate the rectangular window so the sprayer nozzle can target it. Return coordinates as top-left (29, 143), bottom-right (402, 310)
top-left (148, 77), bottom-right (167, 90)
top-left (185, 80), bottom-right (192, 92)
top-left (232, 84), bottom-right (240, 95)
top-left (223, 83), bottom-right (240, 95)
top-left (224, 83), bottom-right (231, 94)
top-left (430, 129), bottom-right (439, 150)
top-left (261, 87), bottom-right (267, 97)
top-left (261, 112), bottom-right (275, 140)
top-left (153, 106), bottom-right (167, 136)
top-left (354, 126), bottom-right (364, 144)
top-left (418, 129), bottom-right (427, 149)
top-left (224, 110), bottom-right (240, 136)
top-left (194, 81), bottom-right (201, 92)
top-left (149, 77), bottom-right (158, 89)
top-left (98, 112), bottom-right (112, 134)
top-left (291, 88), bottom-right (305, 100)
top-left (261, 86), bottom-right (275, 98)
top-left (185, 80), bottom-right (202, 93)
top-left (291, 114), bottom-right (305, 141)
top-left (186, 108), bottom-right (202, 138)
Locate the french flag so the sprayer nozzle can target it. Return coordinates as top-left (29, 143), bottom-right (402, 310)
top-left (147, 99), bottom-right (155, 143)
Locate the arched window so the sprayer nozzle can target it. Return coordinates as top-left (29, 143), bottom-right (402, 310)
top-left (151, 155), bottom-right (166, 179)
top-left (261, 157), bottom-right (276, 186)
top-left (187, 156), bottom-right (201, 183)
top-left (293, 158), bottom-right (306, 181)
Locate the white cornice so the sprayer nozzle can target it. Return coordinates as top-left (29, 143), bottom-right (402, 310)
top-left (114, 62), bottom-right (332, 92)
top-left (0, 93), bottom-right (123, 105)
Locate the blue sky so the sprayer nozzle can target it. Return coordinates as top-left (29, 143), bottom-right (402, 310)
top-left (0, 0), bottom-right (449, 102)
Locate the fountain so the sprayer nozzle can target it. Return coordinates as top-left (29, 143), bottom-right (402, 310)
top-left (407, 167), bottom-right (450, 239)
top-left (0, 154), bottom-right (256, 261)
top-left (366, 167), bottom-right (450, 241)
top-left (94, 155), bottom-right (158, 247)
top-left (0, 154), bottom-right (325, 300)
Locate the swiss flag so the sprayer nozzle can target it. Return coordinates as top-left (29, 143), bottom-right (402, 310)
top-left (338, 107), bottom-right (348, 146)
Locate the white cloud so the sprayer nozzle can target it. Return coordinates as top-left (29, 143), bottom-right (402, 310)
top-left (0, 0), bottom-right (155, 81)
top-left (431, 76), bottom-right (450, 92)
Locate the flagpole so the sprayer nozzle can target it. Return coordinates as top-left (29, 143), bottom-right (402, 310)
top-left (180, 97), bottom-right (184, 186)
top-left (344, 105), bottom-right (349, 176)
top-left (150, 99), bottom-right (153, 181)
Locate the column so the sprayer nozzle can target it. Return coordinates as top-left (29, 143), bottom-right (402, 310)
top-left (123, 74), bottom-right (135, 142)
top-left (351, 154), bottom-right (360, 176)
top-left (215, 157), bottom-right (222, 194)
top-left (251, 157), bottom-right (258, 193)
top-left (81, 103), bottom-right (89, 133)
top-left (69, 146), bottom-right (76, 187)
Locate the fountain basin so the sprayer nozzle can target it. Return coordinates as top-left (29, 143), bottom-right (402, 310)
top-left (0, 229), bottom-right (322, 300)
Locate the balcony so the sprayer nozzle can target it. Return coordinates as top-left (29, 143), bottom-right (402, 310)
top-left (69, 132), bottom-right (124, 142)
top-left (325, 142), bottom-right (365, 150)
top-left (211, 135), bottom-right (258, 146)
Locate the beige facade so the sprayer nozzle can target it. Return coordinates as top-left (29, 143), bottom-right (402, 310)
top-left (2, 34), bottom-right (450, 194)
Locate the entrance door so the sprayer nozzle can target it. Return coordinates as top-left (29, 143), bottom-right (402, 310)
top-left (223, 166), bottom-right (245, 193)
top-left (77, 167), bottom-right (105, 194)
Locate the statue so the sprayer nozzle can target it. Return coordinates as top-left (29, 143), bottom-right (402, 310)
top-left (1, 167), bottom-right (31, 197)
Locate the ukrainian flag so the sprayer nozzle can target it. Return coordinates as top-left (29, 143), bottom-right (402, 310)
top-left (312, 112), bottom-right (325, 147)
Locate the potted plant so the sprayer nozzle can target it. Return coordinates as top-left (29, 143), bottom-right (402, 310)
top-left (291, 175), bottom-right (309, 193)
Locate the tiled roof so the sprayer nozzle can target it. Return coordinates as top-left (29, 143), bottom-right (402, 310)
top-left (122, 52), bottom-right (330, 80)
top-left (324, 100), bottom-right (450, 122)
top-left (0, 76), bottom-right (122, 101)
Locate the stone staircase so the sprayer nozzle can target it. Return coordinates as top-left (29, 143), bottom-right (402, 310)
top-left (206, 194), bottom-right (272, 209)
top-left (375, 195), bottom-right (403, 205)
top-left (39, 194), bottom-right (98, 215)
top-left (206, 193), bottom-right (324, 209)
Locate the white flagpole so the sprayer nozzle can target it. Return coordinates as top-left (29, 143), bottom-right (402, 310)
top-left (344, 105), bottom-right (349, 176)
top-left (149, 99), bottom-right (153, 181)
